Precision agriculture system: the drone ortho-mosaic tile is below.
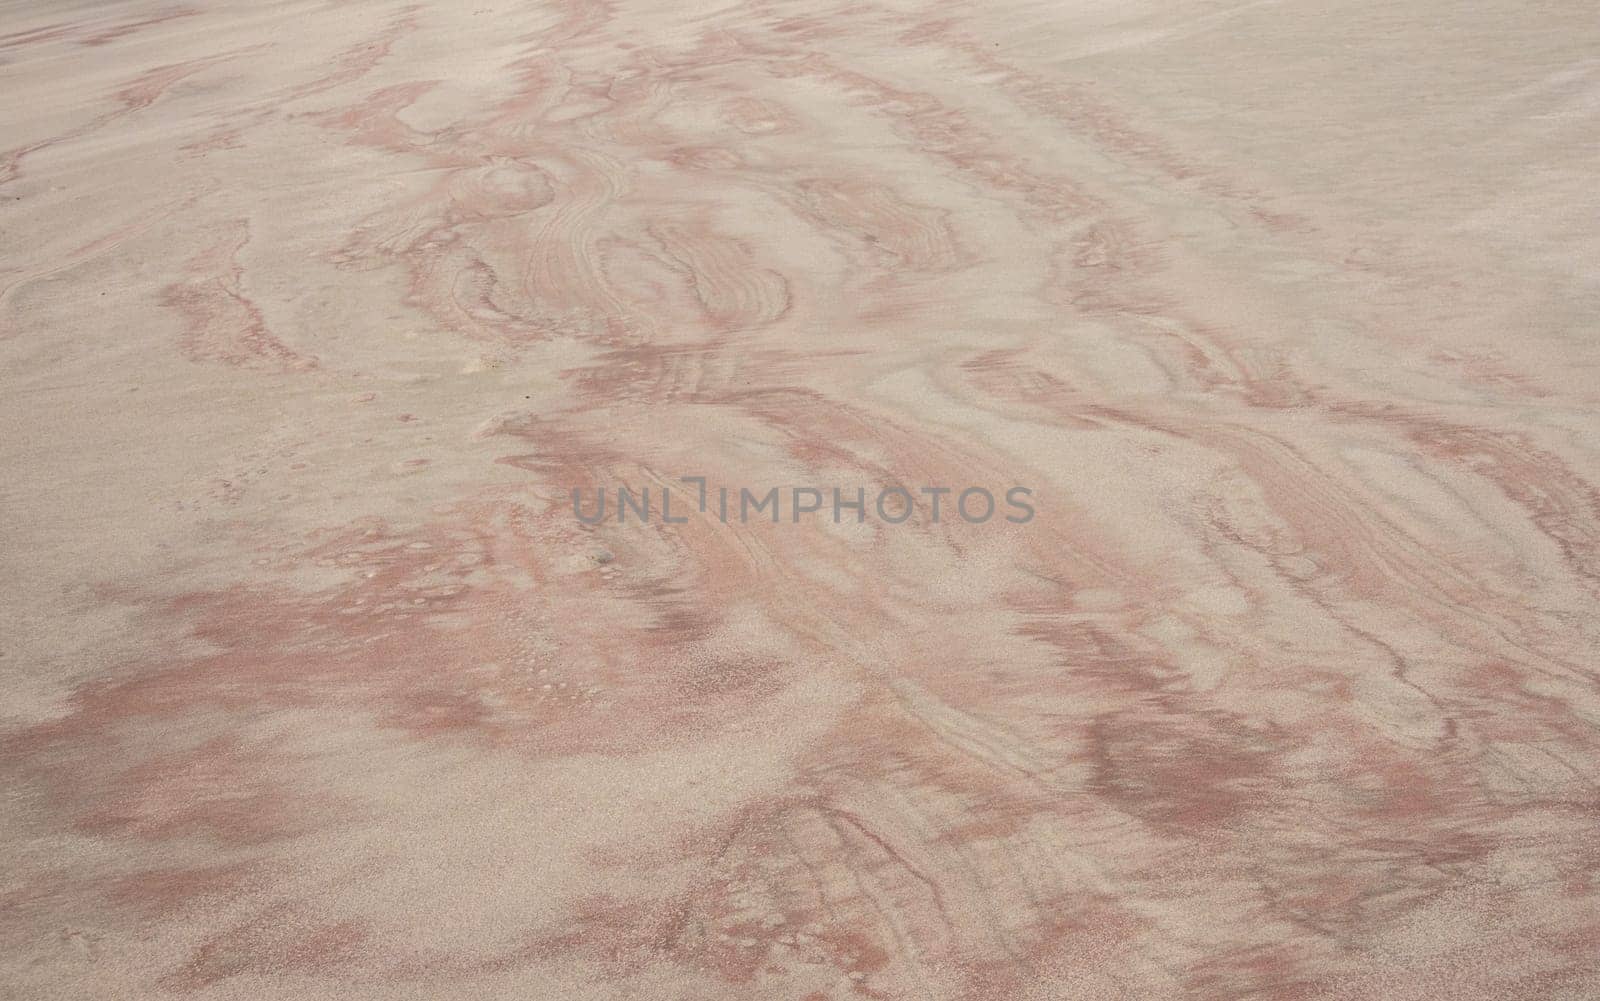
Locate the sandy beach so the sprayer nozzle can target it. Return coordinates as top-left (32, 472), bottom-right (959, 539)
top-left (3, 0), bottom-right (1599, 997)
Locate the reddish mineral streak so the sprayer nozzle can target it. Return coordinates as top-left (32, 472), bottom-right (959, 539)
top-left (3, 0), bottom-right (1599, 999)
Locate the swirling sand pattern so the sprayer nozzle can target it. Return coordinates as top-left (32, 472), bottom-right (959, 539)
top-left (3, 0), bottom-right (1599, 998)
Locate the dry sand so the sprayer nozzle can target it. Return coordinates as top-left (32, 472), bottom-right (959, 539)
top-left (3, 0), bottom-right (1599, 998)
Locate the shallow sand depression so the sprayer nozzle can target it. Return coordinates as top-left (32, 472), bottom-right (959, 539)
top-left (3, 0), bottom-right (1600, 998)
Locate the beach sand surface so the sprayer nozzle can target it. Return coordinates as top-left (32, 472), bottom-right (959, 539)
top-left (3, 1), bottom-right (1600, 997)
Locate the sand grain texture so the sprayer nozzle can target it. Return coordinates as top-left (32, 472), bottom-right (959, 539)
top-left (2, 0), bottom-right (1599, 998)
